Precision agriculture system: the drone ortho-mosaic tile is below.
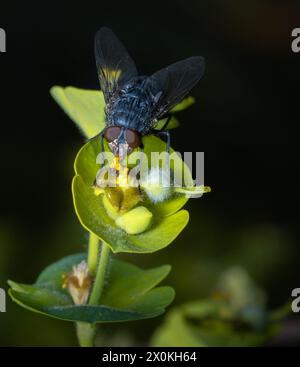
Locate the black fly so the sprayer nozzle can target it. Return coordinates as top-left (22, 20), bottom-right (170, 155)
top-left (94, 27), bottom-right (205, 158)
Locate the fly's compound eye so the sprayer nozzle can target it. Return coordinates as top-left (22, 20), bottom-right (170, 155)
top-left (104, 126), bottom-right (122, 142)
top-left (125, 129), bottom-right (141, 149)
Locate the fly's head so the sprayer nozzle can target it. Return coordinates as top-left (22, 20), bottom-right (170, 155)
top-left (104, 126), bottom-right (141, 158)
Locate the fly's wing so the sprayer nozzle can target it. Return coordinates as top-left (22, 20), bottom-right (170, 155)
top-left (149, 56), bottom-right (205, 120)
top-left (95, 27), bottom-right (138, 103)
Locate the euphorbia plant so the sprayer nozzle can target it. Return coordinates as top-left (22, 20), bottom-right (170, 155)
top-left (8, 86), bottom-right (210, 347)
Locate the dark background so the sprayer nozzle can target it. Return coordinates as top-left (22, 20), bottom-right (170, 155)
top-left (0, 0), bottom-right (299, 346)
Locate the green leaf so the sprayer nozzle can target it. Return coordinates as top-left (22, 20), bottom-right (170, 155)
top-left (36, 253), bottom-right (85, 288)
top-left (152, 310), bottom-right (267, 347)
top-left (50, 86), bottom-right (106, 139)
top-left (151, 309), bottom-right (204, 347)
top-left (151, 298), bottom-right (285, 347)
top-left (170, 96), bottom-right (195, 112)
top-left (101, 259), bottom-right (171, 309)
top-left (8, 253), bottom-right (175, 323)
top-left (155, 116), bottom-right (179, 131)
top-left (8, 281), bottom-right (71, 308)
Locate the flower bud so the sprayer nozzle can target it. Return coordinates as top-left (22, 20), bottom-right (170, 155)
top-left (62, 261), bottom-right (92, 305)
top-left (115, 206), bottom-right (153, 234)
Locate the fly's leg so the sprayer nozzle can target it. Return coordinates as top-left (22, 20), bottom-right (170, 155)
top-left (93, 131), bottom-right (105, 187)
top-left (150, 115), bottom-right (174, 185)
top-left (100, 133), bottom-right (105, 168)
top-left (138, 141), bottom-right (144, 179)
top-left (159, 114), bottom-right (172, 131)
top-left (153, 113), bottom-right (172, 154)
top-left (156, 130), bottom-right (171, 155)
top-left (152, 129), bottom-right (173, 185)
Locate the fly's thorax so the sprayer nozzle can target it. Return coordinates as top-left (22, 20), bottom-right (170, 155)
top-left (106, 79), bottom-right (158, 134)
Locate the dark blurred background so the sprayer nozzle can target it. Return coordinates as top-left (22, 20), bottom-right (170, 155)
top-left (0, 0), bottom-right (300, 346)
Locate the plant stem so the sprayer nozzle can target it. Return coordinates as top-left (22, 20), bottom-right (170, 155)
top-left (76, 322), bottom-right (96, 347)
top-left (87, 232), bottom-right (99, 275)
top-left (89, 241), bottom-right (110, 305)
top-left (76, 233), bottom-right (110, 347)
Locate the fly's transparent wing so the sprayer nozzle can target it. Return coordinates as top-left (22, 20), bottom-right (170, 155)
top-left (94, 27), bottom-right (138, 103)
top-left (149, 56), bottom-right (205, 119)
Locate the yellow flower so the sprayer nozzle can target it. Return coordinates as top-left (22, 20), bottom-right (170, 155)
top-left (94, 156), bottom-right (142, 213)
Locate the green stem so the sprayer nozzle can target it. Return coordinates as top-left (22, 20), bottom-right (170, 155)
top-left (76, 322), bottom-right (96, 347)
top-left (76, 233), bottom-right (110, 347)
top-left (89, 241), bottom-right (110, 305)
top-left (87, 232), bottom-right (99, 275)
